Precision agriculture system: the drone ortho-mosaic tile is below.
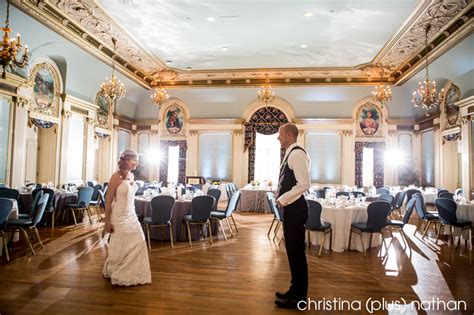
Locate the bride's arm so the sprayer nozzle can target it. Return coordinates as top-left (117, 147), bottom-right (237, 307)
top-left (104, 173), bottom-right (120, 233)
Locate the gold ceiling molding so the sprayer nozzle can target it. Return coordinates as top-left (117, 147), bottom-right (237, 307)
top-left (12, 0), bottom-right (472, 88)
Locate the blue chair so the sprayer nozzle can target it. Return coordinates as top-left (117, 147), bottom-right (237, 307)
top-left (32, 188), bottom-right (55, 228)
top-left (437, 189), bottom-right (449, 197)
top-left (454, 188), bottom-right (463, 196)
top-left (210, 191), bottom-right (241, 240)
top-left (19, 190), bottom-right (43, 220)
top-left (207, 188), bottom-right (221, 211)
top-left (0, 198), bottom-right (13, 261)
top-left (144, 195), bottom-right (175, 250)
top-left (376, 188), bottom-right (390, 195)
top-left (435, 198), bottom-right (472, 248)
top-left (6, 194), bottom-right (49, 256)
top-left (266, 192), bottom-right (283, 244)
top-left (89, 184), bottom-right (103, 221)
top-left (439, 192), bottom-right (454, 200)
top-left (392, 191), bottom-right (407, 219)
top-left (65, 187), bottom-right (94, 226)
top-left (348, 201), bottom-right (391, 257)
top-left (386, 199), bottom-right (416, 249)
top-left (378, 194), bottom-right (395, 216)
top-left (313, 189), bottom-right (325, 199)
top-left (305, 200), bottom-right (332, 256)
top-left (413, 193), bottom-right (439, 239)
top-left (183, 195), bottom-right (215, 247)
top-left (336, 191), bottom-right (350, 198)
top-left (406, 189), bottom-right (421, 201)
top-left (0, 188), bottom-right (19, 200)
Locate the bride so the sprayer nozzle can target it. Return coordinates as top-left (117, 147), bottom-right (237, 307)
top-left (103, 149), bottom-right (152, 286)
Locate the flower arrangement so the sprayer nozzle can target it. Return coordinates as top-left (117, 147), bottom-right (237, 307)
top-left (251, 180), bottom-right (260, 187)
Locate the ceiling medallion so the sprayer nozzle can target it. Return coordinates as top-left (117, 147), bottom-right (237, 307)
top-left (100, 37), bottom-right (126, 103)
top-left (1, 0), bottom-right (29, 79)
top-left (258, 75), bottom-right (275, 104)
top-left (412, 24), bottom-right (444, 116)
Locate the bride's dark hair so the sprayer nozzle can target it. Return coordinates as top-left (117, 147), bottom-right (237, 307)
top-left (117, 149), bottom-right (138, 179)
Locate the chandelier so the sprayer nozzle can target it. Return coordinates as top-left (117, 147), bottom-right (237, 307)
top-left (258, 75), bottom-right (275, 104)
top-left (371, 67), bottom-right (392, 108)
top-left (411, 23), bottom-right (444, 116)
top-left (150, 81), bottom-right (169, 108)
top-left (1, 0), bottom-right (29, 79)
top-left (100, 37), bottom-right (126, 103)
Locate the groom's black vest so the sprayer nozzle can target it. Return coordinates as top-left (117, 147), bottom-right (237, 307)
top-left (277, 146), bottom-right (307, 205)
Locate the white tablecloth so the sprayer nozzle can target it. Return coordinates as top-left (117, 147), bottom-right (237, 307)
top-left (201, 184), bottom-right (229, 201)
top-left (308, 202), bottom-right (382, 252)
top-left (0, 199), bottom-right (19, 255)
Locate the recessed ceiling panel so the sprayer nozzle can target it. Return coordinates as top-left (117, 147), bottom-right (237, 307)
top-left (99, 0), bottom-right (418, 70)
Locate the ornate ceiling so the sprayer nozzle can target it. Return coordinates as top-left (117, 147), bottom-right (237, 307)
top-left (12, 0), bottom-right (473, 89)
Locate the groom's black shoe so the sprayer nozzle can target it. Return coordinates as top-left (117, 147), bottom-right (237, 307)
top-left (275, 290), bottom-right (294, 299)
top-left (274, 297), bottom-right (306, 309)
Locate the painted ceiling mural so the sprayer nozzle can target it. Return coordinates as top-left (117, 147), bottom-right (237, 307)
top-left (12, 0), bottom-right (473, 88)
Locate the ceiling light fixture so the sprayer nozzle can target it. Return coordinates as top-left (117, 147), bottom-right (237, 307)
top-left (185, 67), bottom-right (192, 71)
top-left (258, 74), bottom-right (275, 104)
top-left (221, 47), bottom-right (228, 51)
top-left (300, 44), bottom-right (307, 48)
top-left (371, 66), bottom-right (392, 109)
top-left (411, 23), bottom-right (444, 116)
top-left (304, 11), bottom-right (313, 17)
top-left (206, 16), bottom-right (216, 22)
top-left (99, 37), bottom-right (126, 103)
top-left (1, 0), bottom-right (29, 79)
top-left (150, 80), bottom-right (169, 109)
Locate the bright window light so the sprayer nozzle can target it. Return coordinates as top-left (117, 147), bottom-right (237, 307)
top-left (362, 147), bottom-right (374, 187)
top-left (384, 148), bottom-right (406, 167)
top-left (254, 132), bottom-right (280, 184)
top-left (145, 148), bottom-right (162, 165)
top-left (167, 145), bottom-right (179, 184)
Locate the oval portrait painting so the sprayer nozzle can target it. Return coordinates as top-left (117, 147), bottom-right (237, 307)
top-left (95, 91), bottom-right (110, 126)
top-left (358, 104), bottom-right (381, 135)
top-left (33, 67), bottom-right (55, 109)
top-left (164, 105), bottom-right (184, 134)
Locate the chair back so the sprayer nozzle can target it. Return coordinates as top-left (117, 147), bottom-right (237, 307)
top-left (366, 201), bottom-right (391, 231)
top-left (225, 184), bottom-right (232, 199)
top-left (77, 187), bottom-right (94, 207)
top-left (32, 188), bottom-right (55, 213)
top-left (86, 181), bottom-right (94, 188)
top-left (225, 191), bottom-right (241, 217)
top-left (191, 195), bottom-right (214, 221)
top-left (33, 194), bottom-right (50, 226)
top-left (376, 188), bottom-right (390, 195)
top-left (336, 191), bottom-right (349, 198)
top-left (29, 190), bottom-right (43, 218)
top-left (207, 188), bottom-right (221, 209)
top-left (393, 191), bottom-right (406, 209)
top-left (98, 190), bottom-right (106, 208)
top-left (377, 194), bottom-right (394, 207)
top-left (413, 193), bottom-right (428, 219)
top-left (0, 198), bottom-right (13, 229)
top-left (313, 189), bottom-right (325, 199)
top-left (454, 188), bottom-right (463, 196)
top-left (439, 192), bottom-right (454, 200)
top-left (266, 192), bottom-right (281, 221)
top-left (353, 191), bottom-right (365, 197)
top-left (91, 184), bottom-right (102, 201)
top-left (150, 195), bottom-right (175, 224)
top-left (0, 188), bottom-right (20, 200)
top-left (435, 198), bottom-right (458, 225)
top-left (437, 189), bottom-right (449, 197)
top-left (305, 200), bottom-right (323, 230)
top-left (402, 198), bottom-right (416, 225)
top-left (406, 189), bottom-right (421, 201)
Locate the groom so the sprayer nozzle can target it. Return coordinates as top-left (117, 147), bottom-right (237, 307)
top-left (275, 123), bottom-right (311, 309)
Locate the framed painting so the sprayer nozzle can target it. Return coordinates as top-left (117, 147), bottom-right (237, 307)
top-left (358, 103), bottom-right (381, 136)
top-left (95, 91), bottom-right (110, 127)
top-left (32, 65), bottom-right (55, 113)
top-left (164, 105), bottom-right (184, 135)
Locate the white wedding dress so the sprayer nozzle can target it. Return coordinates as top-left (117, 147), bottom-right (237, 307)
top-left (103, 180), bottom-right (152, 286)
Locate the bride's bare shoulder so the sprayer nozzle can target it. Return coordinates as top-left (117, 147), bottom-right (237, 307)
top-left (109, 172), bottom-right (122, 183)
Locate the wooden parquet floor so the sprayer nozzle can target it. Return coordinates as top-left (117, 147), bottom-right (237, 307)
top-left (0, 213), bottom-right (473, 314)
